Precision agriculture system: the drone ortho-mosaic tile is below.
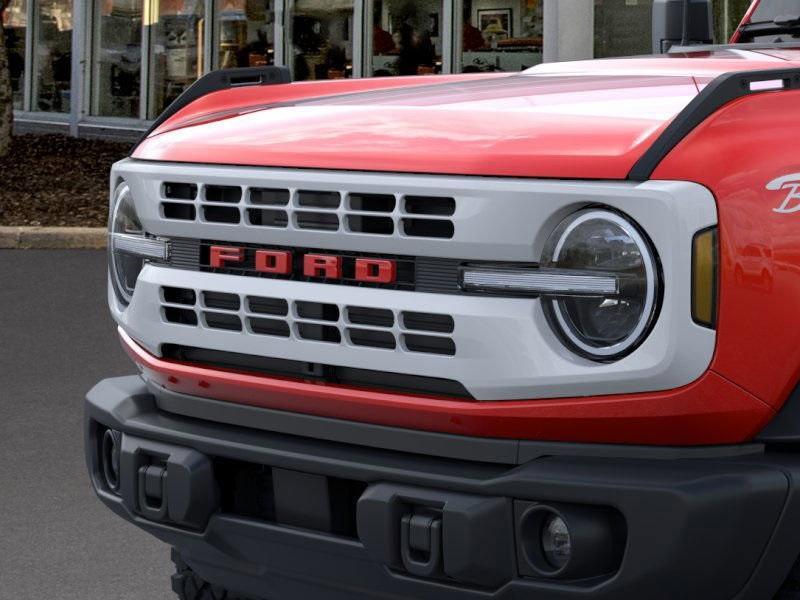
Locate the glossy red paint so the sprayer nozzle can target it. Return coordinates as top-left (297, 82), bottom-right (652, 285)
top-left (303, 254), bottom-right (342, 279)
top-left (355, 258), bottom-right (396, 284)
top-left (120, 329), bottom-right (773, 445)
top-left (653, 89), bottom-right (800, 412)
top-left (133, 51), bottom-right (800, 179)
top-left (254, 250), bottom-right (292, 275)
top-left (209, 246), bottom-right (243, 269)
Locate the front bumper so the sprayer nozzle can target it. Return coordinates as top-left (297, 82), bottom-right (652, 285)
top-left (86, 376), bottom-right (800, 600)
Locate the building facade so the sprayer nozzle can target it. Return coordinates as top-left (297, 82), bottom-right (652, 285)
top-left (2, 0), bottom-right (751, 139)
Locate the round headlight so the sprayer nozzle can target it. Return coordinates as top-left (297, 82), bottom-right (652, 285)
top-left (109, 183), bottom-right (168, 306)
top-left (541, 208), bottom-right (659, 361)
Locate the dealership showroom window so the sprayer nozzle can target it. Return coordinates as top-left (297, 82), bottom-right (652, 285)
top-left (2, 0), bottom-right (754, 135)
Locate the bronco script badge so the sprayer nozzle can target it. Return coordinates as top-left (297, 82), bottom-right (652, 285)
top-left (768, 173), bottom-right (800, 214)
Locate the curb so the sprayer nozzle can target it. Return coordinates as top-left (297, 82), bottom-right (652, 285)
top-left (0, 227), bottom-right (107, 250)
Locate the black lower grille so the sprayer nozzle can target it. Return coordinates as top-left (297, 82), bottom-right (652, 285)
top-left (161, 344), bottom-right (473, 399)
top-left (215, 459), bottom-right (366, 539)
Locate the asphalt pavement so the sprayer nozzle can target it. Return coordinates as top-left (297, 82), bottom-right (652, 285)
top-left (0, 250), bottom-right (174, 599)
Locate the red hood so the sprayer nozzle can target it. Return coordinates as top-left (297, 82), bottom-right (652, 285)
top-left (133, 49), bottom-right (800, 179)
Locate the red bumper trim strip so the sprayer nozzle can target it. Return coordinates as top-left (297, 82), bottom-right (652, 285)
top-left (120, 328), bottom-right (773, 446)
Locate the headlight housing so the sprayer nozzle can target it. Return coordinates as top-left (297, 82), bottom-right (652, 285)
top-left (541, 208), bottom-right (660, 361)
top-left (109, 183), bottom-right (168, 306)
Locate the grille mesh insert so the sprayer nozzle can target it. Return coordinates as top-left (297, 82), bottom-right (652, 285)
top-left (159, 181), bottom-right (455, 238)
top-left (159, 287), bottom-right (456, 356)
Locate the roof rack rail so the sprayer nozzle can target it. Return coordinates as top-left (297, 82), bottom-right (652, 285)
top-left (134, 65), bottom-right (292, 150)
top-left (629, 67), bottom-right (800, 181)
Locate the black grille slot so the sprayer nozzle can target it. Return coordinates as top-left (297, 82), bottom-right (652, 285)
top-left (216, 459), bottom-right (276, 522)
top-left (348, 329), bottom-right (396, 350)
top-left (205, 185), bottom-right (242, 203)
top-left (248, 208), bottom-right (289, 228)
top-left (162, 202), bottom-right (196, 221)
top-left (204, 206), bottom-right (241, 224)
top-left (203, 291), bottom-right (240, 311)
top-left (405, 196), bottom-right (455, 216)
top-left (248, 296), bottom-right (289, 316)
top-left (249, 317), bottom-right (290, 338)
top-left (164, 307), bottom-right (198, 326)
top-left (347, 215), bottom-right (394, 235)
top-left (250, 188), bottom-right (290, 206)
top-left (163, 182), bottom-right (197, 200)
top-left (162, 287), bottom-right (195, 305)
top-left (403, 218), bottom-right (454, 239)
top-left (214, 459), bottom-right (366, 538)
top-left (296, 211), bottom-right (339, 231)
top-left (347, 307), bottom-right (394, 328)
top-left (297, 190), bottom-right (341, 209)
top-left (204, 312), bottom-right (243, 332)
top-left (162, 345), bottom-right (473, 398)
top-left (349, 193), bottom-right (395, 213)
top-left (402, 312), bottom-right (455, 334)
top-left (296, 301), bottom-right (339, 322)
top-left (404, 334), bottom-right (456, 356)
top-left (298, 323), bottom-right (341, 344)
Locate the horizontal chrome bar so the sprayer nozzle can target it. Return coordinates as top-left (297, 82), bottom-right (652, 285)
top-left (461, 267), bottom-right (619, 296)
top-left (112, 233), bottom-right (170, 260)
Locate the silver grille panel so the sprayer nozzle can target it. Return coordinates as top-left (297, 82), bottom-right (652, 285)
top-left (160, 286), bottom-right (457, 357)
top-left (112, 160), bottom-right (719, 401)
top-left (159, 180), bottom-right (455, 239)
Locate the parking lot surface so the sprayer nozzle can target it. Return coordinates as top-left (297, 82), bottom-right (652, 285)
top-left (0, 250), bottom-right (173, 599)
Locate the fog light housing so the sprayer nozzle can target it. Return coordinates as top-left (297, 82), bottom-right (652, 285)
top-left (515, 502), bottom-right (625, 580)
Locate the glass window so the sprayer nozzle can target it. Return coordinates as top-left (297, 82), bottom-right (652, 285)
top-left (371, 0), bottom-right (443, 76)
top-left (2, 0), bottom-right (26, 110)
top-left (92, 0), bottom-right (143, 118)
top-left (713, 0), bottom-right (751, 43)
top-left (594, 0), bottom-right (653, 58)
top-left (215, 0), bottom-right (275, 69)
top-left (460, 0), bottom-right (543, 73)
top-left (147, 0), bottom-right (206, 119)
top-left (288, 0), bottom-right (354, 81)
top-left (32, 0), bottom-right (72, 113)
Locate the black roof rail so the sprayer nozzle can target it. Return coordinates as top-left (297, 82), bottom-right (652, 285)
top-left (628, 67), bottom-right (800, 181)
top-left (133, 65), bottom-right (291, 152)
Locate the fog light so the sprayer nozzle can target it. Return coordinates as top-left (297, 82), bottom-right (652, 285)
top-left (515, 503), bottom-right (625, 580)
top-left (101, 428), bottom-right (122, 494)
top-left (542, 514), bottom-right (572, 569)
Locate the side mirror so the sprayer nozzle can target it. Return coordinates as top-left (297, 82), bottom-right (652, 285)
top-left (652, 0), bottom-right (714, 53)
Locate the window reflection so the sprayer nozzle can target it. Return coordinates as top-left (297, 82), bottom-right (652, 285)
top-left (33, 0), bottom-right (72, 113)
top-left (594, 0), bottom-right (652, 58)
top-left (372, 0), bottom-right (442, 76)
top-left (215, 0), bottom-right (275, 69)
top-left (2, 0), bottom-right (26, 109)
top-left (148, 0), bottom-right (205, 119)
top-left (92, 0), bottom-right (143, 118)
top-left (460, 0), bottom-right (542, 73)
top-left (289, 0), bottom-right (354, 81)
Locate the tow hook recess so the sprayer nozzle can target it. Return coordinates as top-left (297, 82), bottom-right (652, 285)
top-left (116, 434), bottom-right (219, 530)
top-left (400, 511), bottom-right (443, 577)
top-left (138, 464), bottom-right (169, 521)
top-left (358, 483), bottom-right (514, 588)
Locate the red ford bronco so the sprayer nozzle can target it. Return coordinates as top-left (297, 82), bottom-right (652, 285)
top-left (86, 0), bottom-right (800, 598)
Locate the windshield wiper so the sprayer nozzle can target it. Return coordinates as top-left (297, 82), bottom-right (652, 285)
top-left (739, 14), bottom-right (800, 38)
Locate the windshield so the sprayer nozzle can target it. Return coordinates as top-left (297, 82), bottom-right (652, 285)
top-left (738, 0), bottom-right (800, 42)
top-left (751, 0), bottom-right (800, 23)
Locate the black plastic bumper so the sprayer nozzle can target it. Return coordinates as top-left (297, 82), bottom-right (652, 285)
top-left (86, 376), bottom-right (800, 600)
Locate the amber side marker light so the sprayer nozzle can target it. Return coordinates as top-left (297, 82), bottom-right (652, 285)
top-left (692, 227), bottom-right (718, 328)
